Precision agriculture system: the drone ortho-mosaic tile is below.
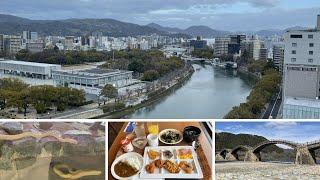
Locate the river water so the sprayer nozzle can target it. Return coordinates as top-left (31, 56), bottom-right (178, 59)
top-left (128, 64), bottom-right (254, 119)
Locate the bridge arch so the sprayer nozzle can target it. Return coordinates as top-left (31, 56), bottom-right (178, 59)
top-left (219, 149), bottom-right (231, 159)
top-left (230, 145), bottom-right (252, 160)
top-left (253, 140), bottom-right (298, 154)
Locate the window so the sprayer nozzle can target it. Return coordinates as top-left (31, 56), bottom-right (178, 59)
top-left (308, 34), bottom-right (314, 39)
top-left (309, 51), bottom-right (314, 55)
top-left (290, 34), bottom-right (302, 38)
top-left (292, 43), bottom-right (297, 47)
top-left (292, 50), bottom-right (296, 54)
top-left (308, 59), bottom-right (313, 63)
top-left (309, 43), bottom-right (314, 47)
top-left (291, 58), bottom-right (296, 62)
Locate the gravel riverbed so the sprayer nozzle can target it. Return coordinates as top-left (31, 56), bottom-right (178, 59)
top-left (216, 162), bottom-right (320, 180)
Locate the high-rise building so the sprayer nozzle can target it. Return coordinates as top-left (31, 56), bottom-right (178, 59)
top-left (282, 15), bottom-right (320, 118)
top-left (30, 32), bottom-right (38, 40)
top-left (64, 36), bottom-right (75, 50)
top-left (0, 34), bottom-right (4, 54)
top-left (23, 31), bottom-right (31, 40)
top-left (273, 44), bottom-right (284, 73)
top-left (228, 35), bottom-right (246, 55)
top-left (214, 37), bottom-right (230, 57)
top-left (6, 35), bottom-right (21, 55)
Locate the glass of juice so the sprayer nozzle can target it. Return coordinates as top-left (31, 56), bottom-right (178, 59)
top-left (147, 122), bottom-right (159, 135)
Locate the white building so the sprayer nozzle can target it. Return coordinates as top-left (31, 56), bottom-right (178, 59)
top-left (52, 68), bottom-right (133, 95)
top-left (0, 60), bottom-right (61, 79)
top-left (282, 15), bottom-right (320, 118)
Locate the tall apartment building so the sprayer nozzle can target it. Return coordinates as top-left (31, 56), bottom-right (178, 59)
top-left (282, 15), bottom-right (320, 118)
top-left (214, 37), bottom-right (230, 57)
top-left (272, 44), bottom-right (284, 73)
top-left (0, 34), bottom-right (4, 54)
top-left (6, 35), bottom-right (21, 55)
top-left (64, 36), bottom-right (75, 50)
top-left (228, 35), bottom-right (246, 54)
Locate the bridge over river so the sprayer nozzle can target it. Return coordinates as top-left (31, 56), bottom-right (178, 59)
top-left (216, 139), bottom-right (320, 165)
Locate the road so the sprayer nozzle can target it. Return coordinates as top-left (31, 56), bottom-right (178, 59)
top-left (262, 89), bottom-right (282, 119)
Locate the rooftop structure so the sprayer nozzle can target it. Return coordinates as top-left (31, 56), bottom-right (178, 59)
top-left (283, 97), bottom-right (320, 119)
top-left (52, 68), bottom-right (133, 95)
top-left (0, 60), bottom-right (61, 79)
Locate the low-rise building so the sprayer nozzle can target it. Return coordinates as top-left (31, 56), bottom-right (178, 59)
top-left (26, 40), bottom-right (44, 53)
top-left (52, 68), bottom-right (133, 95)
top-left (0, 60), bottom-right (61, 79)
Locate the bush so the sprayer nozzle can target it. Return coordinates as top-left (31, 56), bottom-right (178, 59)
top-left (225, 69), bottom-right (280, 119)
top-left (141, 70), bottom-right (160, 81)
top-left (34, 103), bottom-right (46, 114)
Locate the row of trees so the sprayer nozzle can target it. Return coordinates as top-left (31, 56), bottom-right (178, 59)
top-left (224, 69), bottom-right (281, 119)
top-left (15, 49), bottom-right (186, 82)
top-left (191, 48), bottom-right (214, 59)
top-left (16, 49), bottom-right (109, 65)
top-left (0, 78), bottom-right (86, 115)
top-left (101, 49), bottom-right (185, 82)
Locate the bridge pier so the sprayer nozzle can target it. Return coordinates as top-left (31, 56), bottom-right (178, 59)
top-left (215, 154), bottom-right (225, 161)
top-left (225, 152), bottom-right (237, 161)
top-left (295, 146), bottom-right (317, 165)
top-left (244, 150), bottom-right (260, 162)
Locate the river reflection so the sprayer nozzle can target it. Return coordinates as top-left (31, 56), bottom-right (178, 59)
top-left (129, 64), bottom-right (254, 119)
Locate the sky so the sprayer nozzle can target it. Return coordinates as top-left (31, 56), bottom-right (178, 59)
top-left (1, 0), bottom-right (319, 31)
top-left (216, 122), bottom-right (320, 144)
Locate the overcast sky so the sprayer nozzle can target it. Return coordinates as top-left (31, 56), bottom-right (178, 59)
top-left (216, 122), bottom-right (320, 144)
top-left (1, 0), bottom-right (319, 31)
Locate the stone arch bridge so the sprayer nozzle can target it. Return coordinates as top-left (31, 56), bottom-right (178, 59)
top-left (216, 139), bottom-right (320, 165)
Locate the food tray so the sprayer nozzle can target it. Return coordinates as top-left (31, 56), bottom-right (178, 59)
top-left (140, 146), bottom-right (203, 179)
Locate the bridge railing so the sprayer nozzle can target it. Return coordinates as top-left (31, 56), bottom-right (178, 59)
top-left (303, 139), bottom-right (320, 146)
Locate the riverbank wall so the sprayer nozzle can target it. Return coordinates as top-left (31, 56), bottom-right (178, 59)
top-left (93, 65), bottom-right (195, 119)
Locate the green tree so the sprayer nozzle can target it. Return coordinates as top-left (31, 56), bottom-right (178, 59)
top-left (101, 84), bottom-right (118, 105)
top-left (141, 70), bottom-right (160, 81)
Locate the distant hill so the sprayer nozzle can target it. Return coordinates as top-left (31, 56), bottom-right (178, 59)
top-left (216, 132), bottom-right (283, 153)
top-left (147, 23), bottom-right (183, 34)
top-left (0, 14), bottom-right (169, 37)
top-left (147, 23), bottom-right (230, 38)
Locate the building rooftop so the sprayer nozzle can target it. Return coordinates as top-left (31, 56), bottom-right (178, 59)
top-left (0, 60), bottom-right (61, 68)
top-left (286, 28), bottom-right (319, 33)
top-left (284, 97), bottom-right (320, 108)
top-left (53, 68), bottom-right (132, 78)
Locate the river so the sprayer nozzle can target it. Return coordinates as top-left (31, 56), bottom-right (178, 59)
top-left (128, 64), bottom-right (254, 119)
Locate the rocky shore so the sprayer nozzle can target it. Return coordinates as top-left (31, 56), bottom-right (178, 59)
top-left (216, 162), bottom-right (320, 180)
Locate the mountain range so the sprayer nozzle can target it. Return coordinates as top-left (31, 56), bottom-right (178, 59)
top-left (216, 132), bottom-right (283, 153)
top-left (0, 14), bottom-right (310, 38)
top-left (0, 14), bottom-right (167, 37)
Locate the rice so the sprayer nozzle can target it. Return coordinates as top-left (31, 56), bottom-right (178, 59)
top-left (123, 156), bottom-right (142, 171)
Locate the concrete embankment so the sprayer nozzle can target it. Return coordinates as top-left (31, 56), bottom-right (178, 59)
top-left (94, 65), bottom-right (195, 119)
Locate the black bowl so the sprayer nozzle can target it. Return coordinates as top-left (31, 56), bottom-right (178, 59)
top-left (183, 126), bottom-right (201, 143)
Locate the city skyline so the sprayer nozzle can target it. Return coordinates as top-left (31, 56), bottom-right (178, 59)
top-left (216, 122), bottom-right (320, 143)
top-left (1, 0), bottom-right (319, 31)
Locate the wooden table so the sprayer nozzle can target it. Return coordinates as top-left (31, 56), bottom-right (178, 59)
top-left (108, 122), bottom-right (212, 180)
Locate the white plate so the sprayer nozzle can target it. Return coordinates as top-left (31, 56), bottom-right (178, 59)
top-left (158, 129), bottom-right (183, 145)
top-left (111, 152), bottom-right (144, 180)
top-left (140, 146), bottom-right (204, 179)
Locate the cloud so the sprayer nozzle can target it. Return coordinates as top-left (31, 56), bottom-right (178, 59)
top-left (216, 122), bottom-right (320, 143)
top-left (264, 121), bottom-right (297, 130)
top-left (0, 0), bottom-right (318, 31)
